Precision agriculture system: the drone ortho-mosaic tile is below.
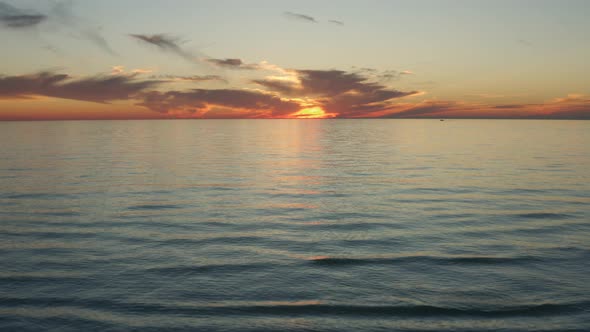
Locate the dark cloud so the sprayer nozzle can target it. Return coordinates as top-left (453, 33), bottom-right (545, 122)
top-left (310, 69), bottom-right (383, 94)
top-left (283, 11), bottom-right (317, 23)
top-left (257, 70), bottom-right (366, 96)
top-left (254, 69), bottom-right (417, 117)
top-left (328, 19), bottom-right (344, 26)
top-left (0, 2), bottom-right (47, 28)
top-left (138, 89), bottom-right (301, 117)
top-left (206, 58), bottom-right (258, 70)
top-left (207, 58), bottom-right (242, 67)
top-left (130, 33), bottom-right (196, 61)
top-left (0, 14), bottom-right (46, 28)
top-left (0, 72), bottom-right (161, 103)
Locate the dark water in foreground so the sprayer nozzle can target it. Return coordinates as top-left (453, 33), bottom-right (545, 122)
top-left (0, 119), bottom-right (589, 331)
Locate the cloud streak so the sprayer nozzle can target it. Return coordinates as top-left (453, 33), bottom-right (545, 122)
top-left (0, 72), bottom-right (161, 103)
top-left (381, 101), bottom-right (460, 118)
top-left (50, 1), bottom-right (116, 55)
top-left (149, 74), bottom-right (226, 83)
top-left (379, 95), bottom-right (590, 119)
top-left (283, 11), bottom-right (317, 23)
top-left (0, 1), bottom-right (47, 28)
top-left (130, 34), bottom-right (197, 61)
top-left (517, 39), bottom-right (533, 47)
top-left (0, 1), bottom-right (116, 55)
top-left (205, 58), bottom-right (259, 70)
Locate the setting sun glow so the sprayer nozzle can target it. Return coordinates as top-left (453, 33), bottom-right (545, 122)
top-left (290, 107), bottom-right (335, 119)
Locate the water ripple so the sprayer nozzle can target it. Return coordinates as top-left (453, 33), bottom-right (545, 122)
top-left (308, 255), bottom-right (543, 266)
top-left (1, 297), bottom-right (587, 318)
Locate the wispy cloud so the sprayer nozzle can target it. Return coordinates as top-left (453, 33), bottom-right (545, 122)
top-left (110, 66), bottom-right (154, 76)
top-left (50, 1), bottom-right (116, 55)
top-left (0, 1), bottom-right (116, 55)
top-left (517, 39), bottom-right (533, 47)
top-left (149, 74), bottom-right (226, 83)
top-left (283, 11), bottom-right (317, 23)
top-left (538, 94), bottom-right (590, 119)
top-left (328, 19), bottom-right (344, 26)
top-left (130, 33), bottom-right (197, 62)
top-left (379, 94), bottom-right (590, 119)
top-left (381, 101), bottom-right (460, 118)
top-left (352, 68), bottom-right (413, 82)
top-left (379, 70), bottom-right (402, 81)
top-left (42, 44), bottom-right (63, 55)
top-left (110, 65), bottom-right (125, 75)
top-left (205, 58), bottom-right (259, 70)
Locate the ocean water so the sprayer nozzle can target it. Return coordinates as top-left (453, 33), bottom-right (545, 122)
top-left (0, 119), bottom-right (589, 332)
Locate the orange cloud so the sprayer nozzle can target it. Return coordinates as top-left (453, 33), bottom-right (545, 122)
top-left (378, 94), bottom-right (590, 119)
top-left (137, 89), bottom-right (301, 118)
top-left (254, 69), bottom-right (418, 117)
top-left (1, 68), bottom-right (589, 120)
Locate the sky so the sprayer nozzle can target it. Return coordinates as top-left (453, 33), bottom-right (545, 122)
top-left (0, 0), bottom-right (589, 120)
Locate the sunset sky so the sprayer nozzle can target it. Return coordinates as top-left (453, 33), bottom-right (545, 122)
top-left (1, 0), bottom-right (589, 120)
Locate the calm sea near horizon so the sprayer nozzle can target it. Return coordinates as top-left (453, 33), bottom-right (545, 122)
top-left (0, 119), bottom-right (589, 331)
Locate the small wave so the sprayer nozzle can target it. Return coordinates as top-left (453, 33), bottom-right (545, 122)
top-left (315, 212), bottom-right (388, 221)
top-left (434, 213), bottom-right (478, 219)
top-left (0, 297), bottom-right (585, 318)
top-left (207, 302), bottom-right (587, 317)
top-left (39, 211), bottom-right (82, 217)
top-left (0, 275), bottom-right (87, 283)
top-left (146, 262), bottom-right (272, 275)
top-left (308, 255), bottom-right (540, 266)
top-left (407, 187), bottom-right (475, 194)
top-left (3, 193), bottom-right (73, 200)
top-left (303, 221), bottom-right (399, 231)
top-left (2, 230), bottom-right (96, 240)
top-left (515, 212), bottom-right (574, 219)
top-left (2, 168), bottom-right (35, 171)
top-left (127, 204), bottom-right (182, 211)
top-left (155, 235), bottom-right (287, 247)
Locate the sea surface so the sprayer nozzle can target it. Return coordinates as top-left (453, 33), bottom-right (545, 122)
top-left (0, 119), bottom-right (589, 331)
